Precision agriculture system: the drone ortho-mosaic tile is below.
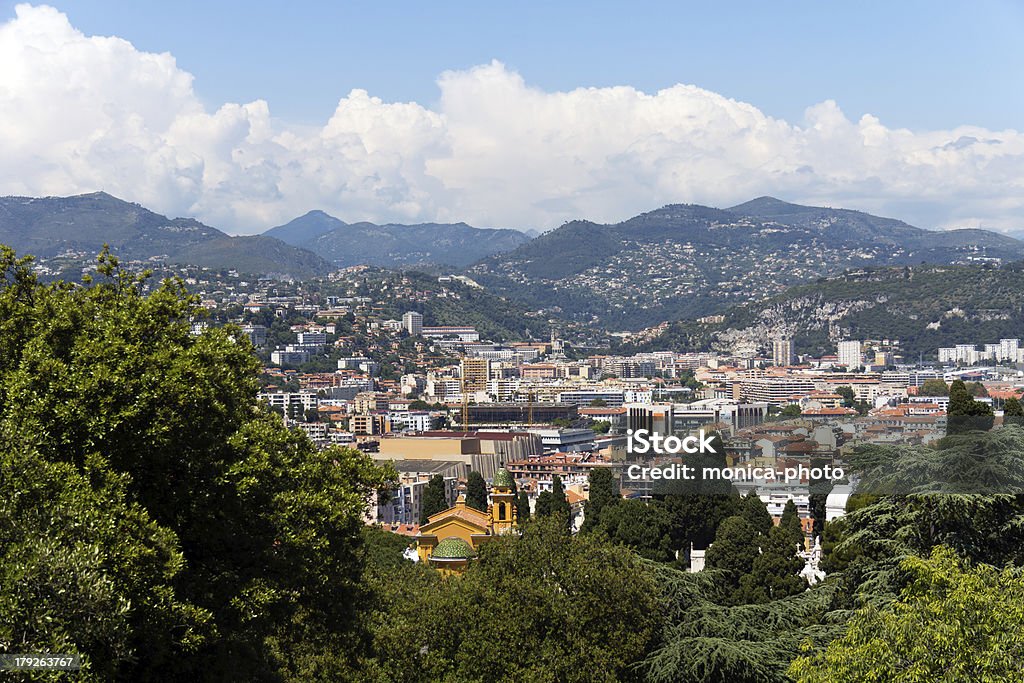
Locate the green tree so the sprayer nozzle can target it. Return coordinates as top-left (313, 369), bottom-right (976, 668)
top-left (779, 499), bottom-right (805, 548)
top-left (918, 378), bottom-right (949, 396)
top-left (947, 378), bottom-right (994, 434)
top-left (589, 398), bottom-right (608, 407)
top-left (580, 467), bottom-right (619, 533)
top-left (704, 515), bottom-right (760, 592)
top-left (516, 491), bottom-right (531, 523)
top-left (0, 247), bottom-right (393, 680)
top-left (534, 490), bottom-right (553, 517)
top-left (969, 381), bottom-right (989, 398)
top-left (598, 499), bottom-right (675, 562)
top-left (420, 474), bottom-right (448, 524)
top-left (778, 404), bottom-right (802, 418)
top-left (1004, 396), bottom-right (1024, 427)
top-left (736, 525), bottom-right (806, 604)
top-left (740, 490), bottom-right (774, 535)
top-left (835, 385), bottom-right (856, 407)
top-left (790, 546), bottom-right (1024, 683)
top-left (364, 516), bottom-right (662, 682)
top-left (549, 474), bottom-right (572, 520)
top-left (465, 471), bottom-right (488, 512)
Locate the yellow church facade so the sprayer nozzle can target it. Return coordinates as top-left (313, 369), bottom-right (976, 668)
top-left (415, 468), bottom-right (518, 574)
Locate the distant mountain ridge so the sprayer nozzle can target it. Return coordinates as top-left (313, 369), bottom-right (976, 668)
top-left (0, 192), bottom-right (331, 277)
top-left (265, 210), bottom-right (531, 268)
top-left (468, 197), bottom-right (1024, 328)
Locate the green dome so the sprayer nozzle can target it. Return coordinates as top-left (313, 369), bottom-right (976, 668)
top-left (430, 536), bottom-right (476, 560)
top-left (492, 468), bottom-right (515, 489)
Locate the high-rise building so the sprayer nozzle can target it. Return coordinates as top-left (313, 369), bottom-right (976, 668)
top-left (402, 311), bottom-right (423, 335)
top-left (461, 357), bottom-right (490, 394)
top-left (999, 338), bottom-right (1020, 362)
top-left (772, 338), bottom-right (795, 366)
top-left (837, 340), bottom-right (862, 369)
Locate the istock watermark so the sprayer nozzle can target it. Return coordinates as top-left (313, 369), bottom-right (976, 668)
top-left (626, 428), bottom-right (717, 455)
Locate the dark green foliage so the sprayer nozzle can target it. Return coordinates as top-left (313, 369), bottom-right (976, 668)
top-left (736, 526), bottom-right (806, 604)
top-left (639, 562), bottom-right (846, 683)
top-left (0, 246), bottom-right (392, 680)
top-left (1005, 396), bottom-right (1024, 428)
top-left (790, 547), bottom-right (1024, 682)
top-left (549, 475), bottom-right (572, 519)
top-left (1004, 397), bottom-right (1024, 416)
top-left (705, 516), bottom-right (760, 590)
top-left (918, 378), bottom-right (949, 396)
top-left (516, 491), bottom-right (531, 523)
top-left (580, 467), bottom-right (618, 533)
top-left (947, 378), bottom-right (995, 434)
top-left (465, 471), bottom-right (488, 512)
top-left (740, 491), bottom-right (774, 535)
top-left (0, 442), bottom-right (211, 680)
top-left (534, 490), bottom-right (553, 517)
top-left (361, 516), bottom-right (662, 682)
top-left (779, 499), bottom-right (804, 548)
top-left (420, 474), bottom-right (448, 524)
top-left (598, 500), bottom-right (675, 562)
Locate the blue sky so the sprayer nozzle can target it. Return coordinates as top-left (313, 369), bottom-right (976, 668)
top-left (0, 2), bottom-right (1021, 233)
top-left (21, 0), bottom-right (1023, 131)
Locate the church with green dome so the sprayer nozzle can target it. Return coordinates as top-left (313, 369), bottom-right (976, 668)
top-left (414, 467), bottom-right (519, 574)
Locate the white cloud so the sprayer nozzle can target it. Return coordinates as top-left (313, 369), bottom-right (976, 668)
top-left (1, 4), bottom-right (1023, 234)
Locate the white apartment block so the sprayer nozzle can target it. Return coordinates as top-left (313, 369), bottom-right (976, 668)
top-left (837, 341), bottom-right (862, 369)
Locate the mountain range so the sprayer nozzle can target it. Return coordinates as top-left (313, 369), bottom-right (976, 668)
top-left (264, 210), bottom-right (531, 267)
top-left (468, 197), bottom-right (1024, 328)
top-left (2, 192), bottom-right (1022, 332)
top-left (0, 192), bottom-right (331, 278)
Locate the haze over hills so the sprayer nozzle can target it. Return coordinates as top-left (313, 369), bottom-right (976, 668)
top-left (0, 192), bottom-right (331, 278)
top-left (468, 197), bottom-right (1024, 329)
top-left (265, 210), bottom-right (531, 268)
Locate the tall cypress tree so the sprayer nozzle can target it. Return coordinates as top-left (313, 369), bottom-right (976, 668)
top-left (779, 499), bottom-right (804, 548)
top-left (581, 467), bottom-right (618, 533)
top-left (550, 474), bottom-right (572, 520)
top-left (517, 490), bottom-right (531, 523)
top-left (466, 471), bottom-right (488, 512)
top-left (420, 474), bottom-right (448, 524)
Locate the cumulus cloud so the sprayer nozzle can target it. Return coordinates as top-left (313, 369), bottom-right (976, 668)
top-left (1, 4), bottom-right (1023, 234)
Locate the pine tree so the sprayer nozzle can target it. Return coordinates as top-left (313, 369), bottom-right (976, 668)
top-left (466, 471), bottom-right (488, 512)
top-left (420, 474), bottom-right (448, 524)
